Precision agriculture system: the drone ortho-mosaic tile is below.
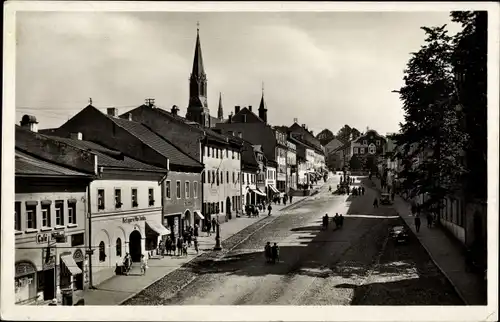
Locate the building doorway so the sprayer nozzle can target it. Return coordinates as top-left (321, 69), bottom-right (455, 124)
top-left (129, 230), bottom-right (142, 262)
top-left (43, 269), bottom-right (55, 300)
top-left (226, 197), bottom-right (231, 214)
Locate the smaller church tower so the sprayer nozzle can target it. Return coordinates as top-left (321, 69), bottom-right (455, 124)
top-left (258, 82), bottom-right (268, 123)
top-left (217, 92), bottom-right (224, 121)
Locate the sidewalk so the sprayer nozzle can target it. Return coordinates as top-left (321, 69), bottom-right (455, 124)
top-left (82, 192), bottom-right (312, 305)
top-left (367, 177), bottom-right (487, 305)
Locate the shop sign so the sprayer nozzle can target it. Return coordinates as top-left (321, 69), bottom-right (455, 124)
top-left (122, 215), bottom-right (146, 224)
top-left (36, 232), bottom-right (53, 244)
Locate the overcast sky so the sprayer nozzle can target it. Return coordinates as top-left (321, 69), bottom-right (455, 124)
top-left (15, 11), bottom-right (461, 136)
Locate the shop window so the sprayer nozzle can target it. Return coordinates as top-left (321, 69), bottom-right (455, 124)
top-left (26, 203), bottom-right (37, 229)
top-left (97, 189), bottom-right (105, 210)
top-left (176, 181), bottom-right (181, 199)
top-left (99, 241), bottom-right (106, 262)
top-left (68, 201), bottom-right (76, 224)
top-left (193, 182), bottom-right (198, 198)
top-left (116, 238), bottom-right (122, 257)
top-left (41, 203), bottom-right (51, 228)
top-left (15, 201), bottom-right (21, 231)
top-left (71, 233), bottom-right (84, 247)
top-left (185, 182), bottom-right (190, 198)
top-left (149, 188), bottom-right (155, 206)
top-left (166, 180), bottom-right (171, 199)
top-left (115, 189), bottom-right (122, 208)
top-left (55, 200), bottom-right (64, 226)
top-left (131, 188), bottom-right (138, 207)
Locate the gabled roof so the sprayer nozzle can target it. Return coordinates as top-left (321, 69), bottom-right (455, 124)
top-left (241, 141), bottom-right (259, 169)
top-left (108, 116), bottom-right (203, 168)
top-left (16, 150), bottom-right (92, 178)
top-left (44, 135), bottom-right (165, 171)
top-left (230, 107), bottom-right (265, 123)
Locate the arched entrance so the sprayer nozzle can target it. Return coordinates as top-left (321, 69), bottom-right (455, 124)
top-left (129, 230), bottom-right (142, 262)
top-left (226, 196), bottom-right (232, 214)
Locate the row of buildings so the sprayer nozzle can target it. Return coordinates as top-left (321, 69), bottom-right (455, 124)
top-left (14, 26), bottom-right (326, 304)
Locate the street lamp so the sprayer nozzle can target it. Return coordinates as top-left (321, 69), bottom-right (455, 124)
top-left (213, 220), bottom-right (222, 251)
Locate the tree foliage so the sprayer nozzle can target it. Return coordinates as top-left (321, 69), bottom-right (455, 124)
top-left (336, 125), bottom-right (361, 143)
top-left (392, 22), bottom-right (471, 212)
top-left (349, 154), bottom-right (362, 170)
top-left (316, 129), bottom-right (335, 146)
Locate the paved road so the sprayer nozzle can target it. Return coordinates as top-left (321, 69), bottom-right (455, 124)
top-left (124, 177), bottom-right (463, 305)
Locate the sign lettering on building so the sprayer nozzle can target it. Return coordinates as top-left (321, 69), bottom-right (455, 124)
top-left (36, 233), bottom-right (52, 244)
top-left (122, 216), bottom-right (146, 224)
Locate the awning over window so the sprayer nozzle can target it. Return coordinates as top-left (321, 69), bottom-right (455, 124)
top-left (253, 188), bottom-right (266, 196)
top-left (194, 211), bottom-right (205, 220)
top-left (268, 184), bottom-right (279, 194)
top-left (60, 254), bottom-right (83, 275)
top-left (146, 220), bottom-right (171, 236)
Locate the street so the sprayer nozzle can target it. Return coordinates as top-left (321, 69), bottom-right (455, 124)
top-left (124, 176), bottom-right (463, 305)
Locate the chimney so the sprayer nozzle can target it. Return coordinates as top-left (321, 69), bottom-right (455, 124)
top-left (128, 113), bottom-right (133, 121)
top-left (171, 105), bottom-right (179, 116)
top-left (235, 106), bottom-right (241, 114)
top-left (302, 124), bottom-right (306, 129)
top-left (107, 108), bottom-right (118, 117)
top-left (20, 115), bottom-right (39, 133)
top-left (70, 132), bottom-right (83, 140)
top-left (249, 105), bottom-right (252, 112)
top-left (228, 112), bottom-right (233, 123)
top-left (294, 118), bottom-right (298, 124)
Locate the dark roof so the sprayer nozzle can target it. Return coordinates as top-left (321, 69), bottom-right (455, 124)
top-left (16, 150), bottom-right (92, 177)
top-left (230, 107), bottom-right (265, 123)
top-left (108, 116), bottom-right (203, 168)
top-left (42, 135), bottom-right (166, 171)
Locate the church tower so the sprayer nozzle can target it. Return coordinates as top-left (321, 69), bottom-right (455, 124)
top-left (258, 82), bottom-right (268, 123)
top-left (217, 92), bottom-right (224, 121)
top-left (186, 23), bottom-right (210, 127)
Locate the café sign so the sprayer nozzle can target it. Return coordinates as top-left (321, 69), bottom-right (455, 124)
top-left (122, 215), bottom-right (146, 224)
top-left (36, 233), bottom-right (52, 244)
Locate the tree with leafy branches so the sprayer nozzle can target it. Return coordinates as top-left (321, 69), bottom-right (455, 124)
top-left (391, 22), bottom-right (469, 214)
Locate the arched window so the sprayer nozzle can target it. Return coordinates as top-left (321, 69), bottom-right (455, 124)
top-left (99, 241), bottom-right (106, 262)
top-left (116, 238), bottom-right (122, 257)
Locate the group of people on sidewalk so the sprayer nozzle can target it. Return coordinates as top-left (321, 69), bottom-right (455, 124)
top-left (322, 213), bottom-right (344, 230)
top-left (264, 241), bottom-right (280, 264)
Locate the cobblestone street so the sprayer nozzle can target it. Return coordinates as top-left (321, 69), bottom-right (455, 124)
top-left (123, 177), bottom-right (463, 305)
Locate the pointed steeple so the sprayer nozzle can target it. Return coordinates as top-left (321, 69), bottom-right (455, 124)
top-left (191, 22), bottom-right (205, 77)
top-left (258, 82), bottom-right (268, 123)
top-left (217, 92), bottom-right (224, 120)
top-left (186, 22), bottom-right (210, 127)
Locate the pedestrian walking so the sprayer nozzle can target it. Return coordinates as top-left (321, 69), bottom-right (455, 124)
top-left (176, 236), bottom-right (183, 256)
top-left (264, 242), bottom-right (272, 263)
top-left (373, 198), bottom-right (378, 208)
top-left (194, 224), bottom-right (199, 237)
top-left (339, 214), bottom-right (344, 228)
top-left (289, 195), bottom-right (293, 203)
top-left (415, 213), bottom-right (421, 232)
top-left (182, 242), bottom-right (188, 256)
top-left (212, 218), bottom-right (217, 233)
top-left (206, 220), bottom-right (212, 236)
top-left (271, 243), bottom-right (280, 264)
top-left (193, 237), bottom-right (199, 254)
top-left (325, 213), bottom-right (329, 229)
top-left (334, 213), bottom-right (339, 229)
top-left (267, 204), bottom-right (272, 216)
top-left (140, 255), bottom-right (148, 275)
top-left (426, 213), bottom-right (433, 228)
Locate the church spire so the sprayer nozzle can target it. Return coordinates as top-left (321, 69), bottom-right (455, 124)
top-left (258, 82), bottom-right (268, 123)
top-left (186, 22), bottom-right (209, 127)
top-left (217, 92), bottom-right (224, 120)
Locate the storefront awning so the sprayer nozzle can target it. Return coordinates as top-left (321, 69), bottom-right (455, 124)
top-left (194, 211), bottom-right (205, 220)
top-left (146, 220), bottom-right (171, 236)
top-left (268, 184), bottom-right (279, 194)
top-left (253, 188), bottom-right (266, 196)
top-left (60, 254), bottom-right (82, 275)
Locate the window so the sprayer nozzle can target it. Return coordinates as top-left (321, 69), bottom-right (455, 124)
top-left (226, 171), bottom-right (229, 183)
top-left (232, 151), bottom-right (234, 159)
top-left (26, 203), bottom-right (37, 229)
top-left (115, 189), bottom-right (122, 208)
top-left (376, 140), bottom-right (380, 146)
top-left (207, 147), bottom-right (211, 157)
top-left (202, 172), bottom-right (206, 183)
top-left (131, 188), bottom-right (138, 207)
top-left (176, 181), bottom-right (181, 199)
top-left (216, 149), bottom-right (219, 159)
top-left (221, 201), bottom-right (224, 213)
top-left (185, 182), bottom-right (190, 198)
top-left (220, 171), bottom-right (224, 184)
top-left (233, 172), bottom-right (235, 183)
top-left (212, 171), bottom-right (215, 184)
top-left (116, 238), bottom-right (122, 257)
top-left (99, 241), bottom-right (106, 262)
top-left (247, 173), bottom-right (250, 184)
top-left (353, 147), bottom-right (358, 154)
top-left (15, 202), bottom-right (21, 231)
top-left (149, 188), bottom-right (155, 206)
top-left (55, 200), bottom-right (64, 226)
top-left (360, 148), bottom-right (365, 154)
top-left (226, 149), bottom-right (228, 158)
top-left (97, 189), bottom-right (105, 210)
top-left (166, 180), bottom-right (171, 199)
top-left (194, 182), bottom-right (198, 198)
top-left (71, 233), bottom-right (84, 247)
top-left (68, 202), bottom-right (76, 224)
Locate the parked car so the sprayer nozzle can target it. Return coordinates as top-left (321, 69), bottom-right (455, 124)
top-left (380, 193), bottom-right (392, 205)
top-left (390, 225), bottom-right (409, 244)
